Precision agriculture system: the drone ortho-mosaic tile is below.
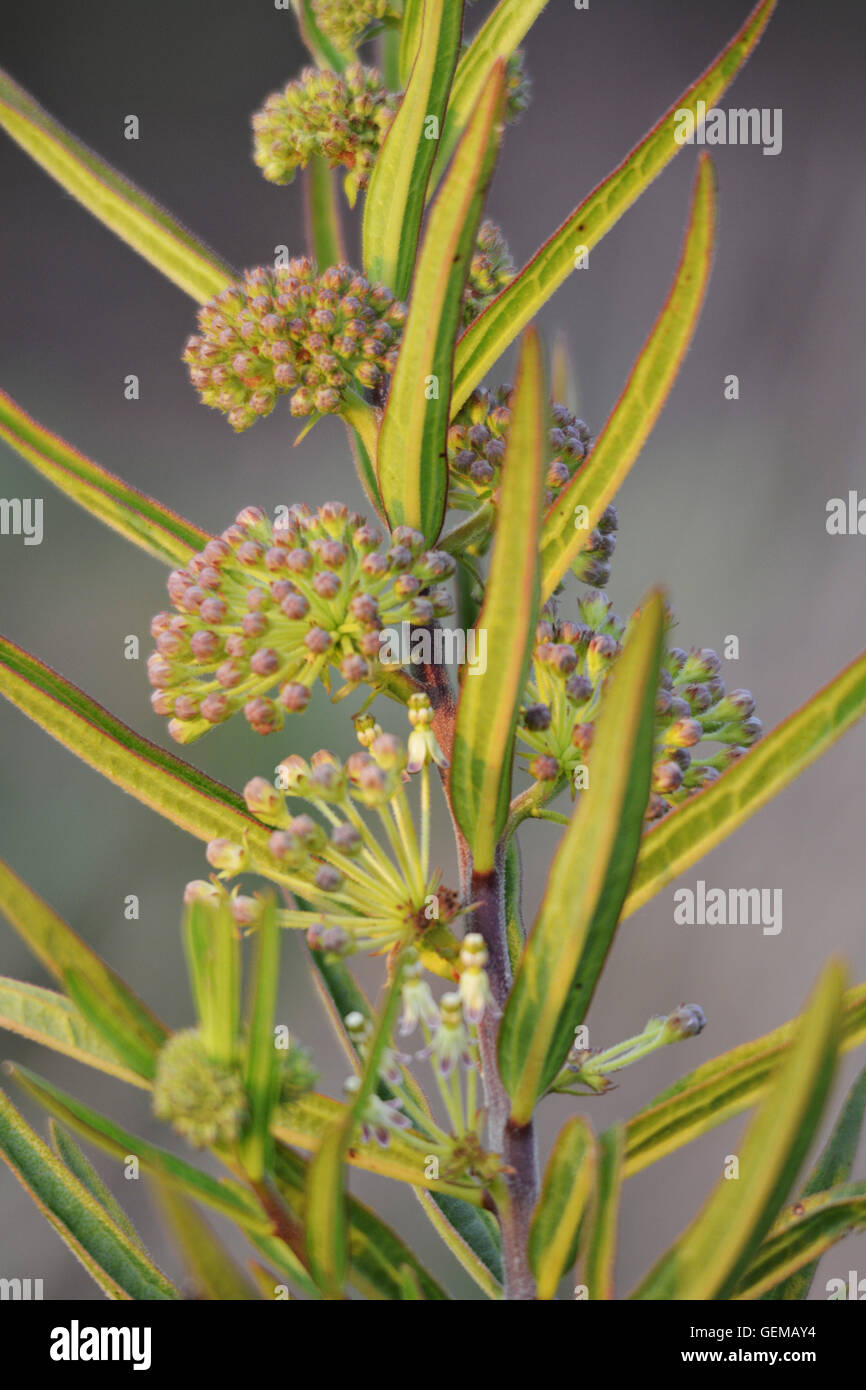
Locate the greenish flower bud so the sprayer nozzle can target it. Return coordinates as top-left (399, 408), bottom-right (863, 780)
top-left (152, 1029), bottom-right (247, 1149)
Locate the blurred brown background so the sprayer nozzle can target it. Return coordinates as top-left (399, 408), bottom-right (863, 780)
top-left (0, 0), bottom-right (864, 1298)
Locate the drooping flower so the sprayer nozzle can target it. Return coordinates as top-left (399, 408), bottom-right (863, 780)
top-left (147, 503), bottom-right (455, 743)
top-left (252, 64), bottom-right (397, 205)
top-left (183, 260), bottom-right (406, 431)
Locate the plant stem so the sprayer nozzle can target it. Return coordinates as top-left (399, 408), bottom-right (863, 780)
top-left (470, 845), bottom-right (539, 1300)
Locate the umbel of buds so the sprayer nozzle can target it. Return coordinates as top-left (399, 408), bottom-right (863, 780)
top-left (252, 64), bottom-right (397, 206)
top-left (152, 1029), bottom-right (247, 1148)
top-left (183, 259), bottom-right (406, 431)
top-left (461, 222), bottom-right (515, 328)
top-left (311, 0), bottom-right (388, 53)
top-left (148, 502), bottom-right (455, 743)
top-left (518, 589), bottom-right (761, 817)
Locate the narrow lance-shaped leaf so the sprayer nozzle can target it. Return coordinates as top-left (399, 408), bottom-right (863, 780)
top-left (0, 1085), bottom-right (179, 1300)
top-left (735, 1183), bottom-right (866, 1302)
top-left (398, 0), bottom-right (425, 86)
top-left (540, 155), bottom-right (716, 600)
top-left (624, 650), bottom-right (866, 920)
top-left (756, 1064), bottom-right (866, 1300)
top-left (49, 1121), bottom-right (144, 1247)
top-left (362, 0), bottom-right (464, 299)
top-left (377, 61), bottom-right (506, 543)
top-left (305, 952), bottom-right (412, 1297)
top-left (529, 1117), bottom-right (596, 1301)
top-left (241, 898), bottom-right (281, 1181)
top-left (0, 856), bottom-right (167, 1058)
top-left (631, 961), bottom-right (845, 1300)
top-left (451, 0), bottom-right (777, 410)
top-left (183, 897), bottom-right (240, 1069)
top-left (6, 1062), bottom-right (274, 1235)
top-left (621, 982), bottom-right (866, 1177)
top-left (152, 1181), bottom-right (261, 1301)
top-left (498, 593), bottom-right (665, 1122)
top-left (428, 0), bottom-right (550, 193)
top-left (0, 67), bottom-right (234, 302)
top-left (414, 1190), bottom-right (502, 1299)
top-left (276, 1146), bottom-right (449, 1302)
top-left (0, 389), bottom-right (209, 567)
top-left (450, 328), bottom-right (547, 872)
top-left (0, 976), bottom-right (148, 1089)
top-left (581, 1125), bottom-right (624, 1301)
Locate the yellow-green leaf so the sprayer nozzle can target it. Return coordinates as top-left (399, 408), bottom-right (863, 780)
top-left (624, 650), bottom-right (866, 920)
top-left (0, 1085), bottom-right (179, 1300)
top-left (0, 67), bottom-right (234, 302)
top-left (0, 977), bottom-right (148, 1088)
top-left (0, 856), bottom-right (166, 1060)
top-left (429, 0), bottom-right (549, 193)
top-left (622, 982), bottom-right (866, 1178)
top-left (735, 1184), bottom-right (866, 1301)
top-left (581, 1125), bottom-right (623, 1300)
top-left (450, 328), bottom-right (547, 872)
top-left (631, 961), bottom-right (845, 1300)
top-left (153, 1181), bottom-right (261, 1300)
top-left (0, 389), bottom-right (209, 567)
top-left (241, 898), bottom-right (281, 1181)
top-left (362, 0), bottom-right (463, 299)
top-left (451, 0), bottom-right (777, 410)
top-left (529, 1117), bottom-right (596, 1300)
top-left (499, 593), bottom-right (665, 1122)
top-left (377, 61), bottom-right (505, 543)
top-left (539, 155), bottom-right (716, 599)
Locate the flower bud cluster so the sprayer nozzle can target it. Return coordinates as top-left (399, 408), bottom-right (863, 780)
top-left (148, 503), bottom-right (455, 743)
top-left (252, 64), bottom-right (397, 205)
top-left (518, 591), bottom-right (761, 817)
top-left (461, 221), bottom-right (515, 327)
top-left (312, 0), bottom-right (388, 53)
top-left (183, 260), bottom-right (406, 431)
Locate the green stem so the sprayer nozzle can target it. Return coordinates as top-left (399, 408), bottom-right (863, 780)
top-left (303, 157), bottom-right (345, 268)
top-left (439, 503), bottom-right (494, 556)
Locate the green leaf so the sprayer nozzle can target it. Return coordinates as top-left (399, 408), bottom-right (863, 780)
top-left (451, 0), bottom-right (777, 410)
top-left (183, 897), bottom-right (241, 1069)
top-left (581, 1125), bottom-right (623, 1301)
top-left (622, 982), bottom-right (866, 1178)
top-left (0, 1085), bottom-right (179, 1299)
top-left (758, 1064), bottom-right (866, 1299)
top-left (0, 856), bottom-right (166, 1059)
top-left (736, 1183), bottom-right (866, 1301)
top-left (429, 0), bottom-right (550, 192)
top-left (0, 67), bottom-right (234, 302)
top-left (0, 976), bottom-right (147, 1088)
top-left (624, 650), bottom-right (866, 921)
top-left (631, 961), bottom-right (845, 1300)
top-left (293, 0), bottom-right (349, 72)
top-left (304, 953), bottom-right (410, 1297)
top-left (362, 0), bottom-right (463, 299)
top-left (398, 0), bottom-right (425, 86)
top-left (450, 328), bottom-right (547, 872)
top-left (152, 1181), bottom-right (261, 1300)
top-left (49, 1120), bottom-right (145, 1247)
top-left (275, 1146), bottom-right (449, 1301)
top-left (414, 1190), bottom-right (502, 1298)
top-left (0, 389), bottom-right (208, 567)
top-left (498, 592), bottom-right (665, 1122)
top-left (62, 971), bottom-right (160, 1082)
top-left (241, 898), bottom-right (281, 1181)
top-left (539, 155), bottom-right (716, 599)
top-left (304, 157), bottom-right (346, 267)
top-left (274, 1092), bottom-right (485, 1203)
top-left (529, 1117), bottom-right (596, 1300)
top-left (377, 61), bottom-right (505, 543)
top-left (0, 637), bottom-right (282, 869)
top-left (6, 1062), bottom-right (273, 1235)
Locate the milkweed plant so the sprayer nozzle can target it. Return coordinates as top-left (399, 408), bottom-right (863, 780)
top-left (0, 0), bottom-right (865, 1303)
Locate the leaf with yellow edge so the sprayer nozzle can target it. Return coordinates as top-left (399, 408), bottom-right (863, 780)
top-left (0, 67), bottom-right (234, 302)
top-left (0, 976), bottom-right (148, 1089)
top-left (735, 1183), bottom-right (866, 1301)
top-left (539, 154), bottom-right (716, 600)
top-left (631, 961), bottom-right (845, 1300)
top-left (581, 1125), bottom-right (624, 1301)
top-left (450, 329), bottom-right (547, 872)
top-left (451, 0), bottom-right (776, 410)
top-left (529, 1117), bottom-right (596, 1300)
top-left (624, 650), bottom-right (866, 921)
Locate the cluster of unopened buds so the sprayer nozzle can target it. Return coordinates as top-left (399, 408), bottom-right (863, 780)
top-left (183, 259), bottom-right (406, 431)
top-left (147, 502), bottom-right (455, 743)
top-left (311, 0), bottom-right (388, 53)
top-left (337, 940), bottom-right (498, 1172)
top-left (461, 221), bottom-right (515, 327)
top-left (551, 1004), bottom-right (707, 1097)
top-left (187, 702), bottom-right (460, 960)
top-left (252, 64), bottom-right (397, 206)
top-left (518, 589), bottom-right (761, 818)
